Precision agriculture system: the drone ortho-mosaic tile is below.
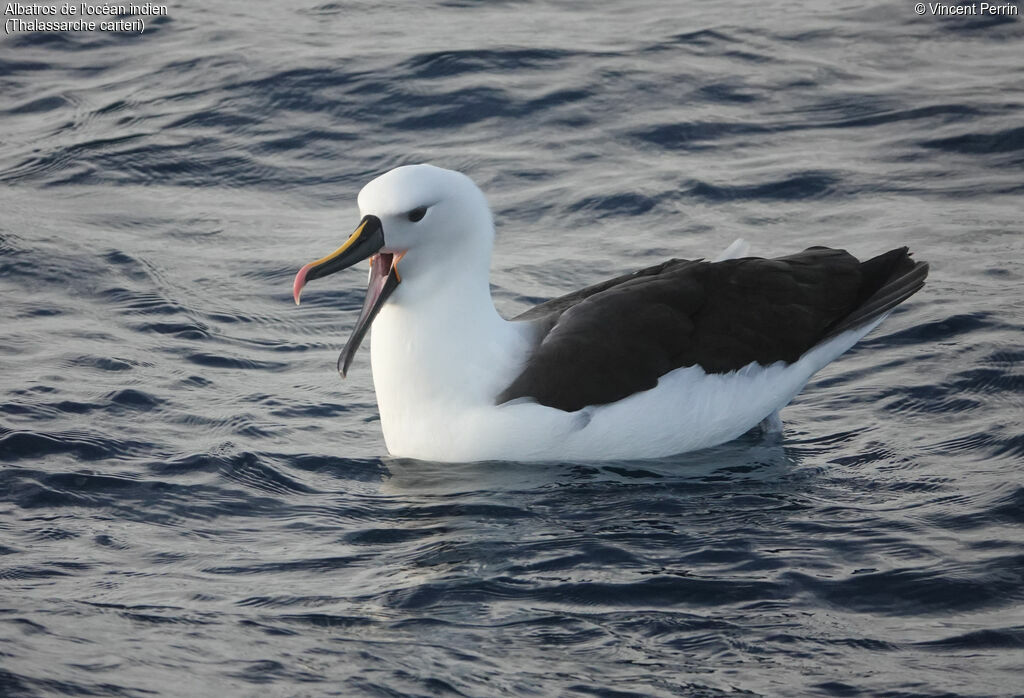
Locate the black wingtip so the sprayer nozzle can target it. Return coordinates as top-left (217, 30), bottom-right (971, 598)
top-left (824, 250), bottom-right (929, 338)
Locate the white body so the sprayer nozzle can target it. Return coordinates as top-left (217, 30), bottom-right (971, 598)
top-left (370, 282), bottom-right (883, 462)
top-left (346, 165), bottom-right (883, 463)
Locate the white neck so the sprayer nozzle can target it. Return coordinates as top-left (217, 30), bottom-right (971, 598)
top-left (368, 251), bottom-right (532, 454)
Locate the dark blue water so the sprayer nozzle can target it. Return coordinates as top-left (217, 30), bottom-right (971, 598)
top-left (2, 1), bottom-right (1023, 695)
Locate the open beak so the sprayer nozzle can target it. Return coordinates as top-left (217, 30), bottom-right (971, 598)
top-left (292, 214), bottom-right (403, 378)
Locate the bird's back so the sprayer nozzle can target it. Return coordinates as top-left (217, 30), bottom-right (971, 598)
top-left (500, 247), bottom-right (928, 412)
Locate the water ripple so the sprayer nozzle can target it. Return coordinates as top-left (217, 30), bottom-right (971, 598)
top-left (1, 2), bottom-right (1022, 696)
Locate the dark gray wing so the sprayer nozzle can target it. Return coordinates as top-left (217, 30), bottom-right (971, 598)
top-left (498, 246), bottom-right (927, 412)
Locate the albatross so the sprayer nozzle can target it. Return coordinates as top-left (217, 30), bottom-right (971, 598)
top-left (293, 164), bottom-right (928, 462)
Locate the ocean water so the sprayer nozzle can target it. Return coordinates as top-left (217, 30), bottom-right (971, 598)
top-left (2, 1), bottom-right (1023, 695)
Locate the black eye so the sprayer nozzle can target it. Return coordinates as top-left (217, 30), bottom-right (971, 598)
top-left (407, 206), bottom-right (428, 222)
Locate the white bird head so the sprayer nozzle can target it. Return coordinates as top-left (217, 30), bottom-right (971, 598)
top-left (292, 164), bottom-right (496, 376)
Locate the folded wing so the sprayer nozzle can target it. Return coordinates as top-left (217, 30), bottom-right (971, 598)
top-left (498, 246), bottom-right (927, 412)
